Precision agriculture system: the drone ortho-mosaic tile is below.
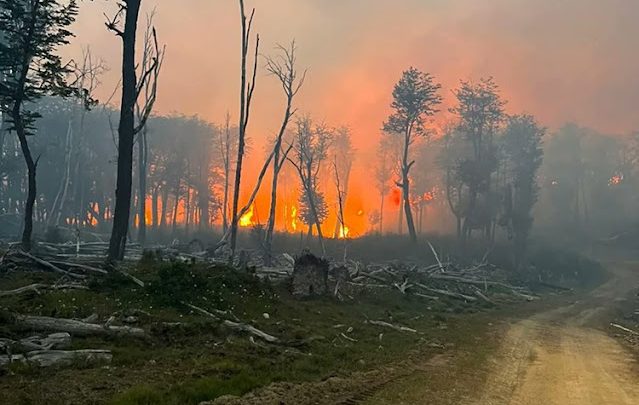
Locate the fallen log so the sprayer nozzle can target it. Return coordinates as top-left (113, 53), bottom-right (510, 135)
top-left (0, 333), bottom-right (71, 352)
top-left (0, 349), bottom-right (112, 368)
top-left (184, 302), bottom-right (279, 343)
top-left (415, 283), bottom-right (477, 302)
top-left (0, 283), bottom-right (88, 297)
top-left (15, 251), bottom-right (85, 279)
top-left (49, 260), bottom-right (108, 275)
top-left (610, 322), bottom-right (639, 336)
top-left (14, 314), bottom-right (146, 338)
top-left (366, 320), bottom-right (417, 333)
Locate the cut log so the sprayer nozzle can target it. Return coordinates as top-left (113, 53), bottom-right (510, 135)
top-left (292, 253), bottom-right (328, 298)
top-left (14, 314), bottom-right (145, 337)
top-left (366, 320), bottom-right (417, 333)
top-left (0, 349), bottom-right (112, 368)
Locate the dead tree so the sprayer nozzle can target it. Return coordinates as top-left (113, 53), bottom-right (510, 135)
top-left (263, 40), bottom-right (306, 265)
top-left (229, 0), bottom-right (259, 259)
top-left (106, 1), bottom-right (163, 260)
top-left (136, 12), bottom-right (165, 247)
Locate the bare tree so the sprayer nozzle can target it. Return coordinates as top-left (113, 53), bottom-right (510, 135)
top-left (384, 67), bottom-right (442, 243)
top-left (263, 40), bottom-right (306, 264)
top-left (136, 11), bottom-right (165, 246)
top-left (331, 127), bottom-right (354, 237)
top-left (106, 0), bottom-right (163, 260)
top-left (229, 0), bottom-right (259, 259)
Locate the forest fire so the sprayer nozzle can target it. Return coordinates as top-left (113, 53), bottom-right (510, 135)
top-left (337, 224), bottom-right (350, 239)
top-left (609, 174), bottom-right (623, 186)
top-left (239, 205), bottom-right (255, 227)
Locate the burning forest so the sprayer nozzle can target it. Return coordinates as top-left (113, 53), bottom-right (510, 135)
top-left (1, 1), bottom-right (639, 404)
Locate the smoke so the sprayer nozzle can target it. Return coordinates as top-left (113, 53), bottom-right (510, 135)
top-left (64, 0), bottom-right (639, 230)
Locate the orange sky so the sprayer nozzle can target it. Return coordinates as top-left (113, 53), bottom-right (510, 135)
top-left (63, 0), bottom-right (639, 233)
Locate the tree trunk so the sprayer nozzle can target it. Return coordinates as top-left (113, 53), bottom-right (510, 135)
top-left (137, 126), bottom-right (148, 246)
top-left (108, 0), bottom-right (142, 261)
top-left (13, 106), bottom-right (37, 252)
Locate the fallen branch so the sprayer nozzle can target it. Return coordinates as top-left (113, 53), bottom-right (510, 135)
top-left (427, 241), bottom-right (445, 272)
top-left (366, 320), bottom-right (417, 333)
top-left (49, 260), bottom-right (108, 275)
top-left (611, 322), bottom-right (639, 336)
top-left (184, 302), bottom-right (279, 343)
top-left (0, 333), bottom-right (71, 352)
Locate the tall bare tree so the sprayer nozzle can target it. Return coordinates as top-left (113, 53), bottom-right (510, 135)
top-left (106, 0), bottom-right (163, 260)
top-left (383, 67), bottom-right (442, 243)
top-left (263, 40), bottom-right (306, 263)
top-left (136, 12), bottom-right (165, 246)
top-left (374, 138), bottom-right (393, 234)
top-left (229, 0), bottom-right (259, 258)
top-left (0, 0), bottom-right (81, 251)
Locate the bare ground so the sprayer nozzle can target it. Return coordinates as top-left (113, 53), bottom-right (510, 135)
top-left (368, 260), bottom-right (639, 405)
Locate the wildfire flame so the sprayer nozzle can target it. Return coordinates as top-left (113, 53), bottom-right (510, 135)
top-left (291, 205), bottom-right (298, 232)
top-left (239, 204), bottom-right (255, 227)
top-left (338, 224), bottom-right (350, 239)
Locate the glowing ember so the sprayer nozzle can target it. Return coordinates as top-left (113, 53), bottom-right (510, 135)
top-left (239, 205), bottom-right (255, 227)
top-left (609, 174), bottom-right (623, 186)
top-left (357, 209), bottom-right (364, 216)
top-left (423, 191), bottom-right (434, 202)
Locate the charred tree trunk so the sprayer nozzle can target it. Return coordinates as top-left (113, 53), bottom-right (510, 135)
top-left (108, 0), bottom-right (142, 261)
top-left (14, 109), bottom-right (37, 252)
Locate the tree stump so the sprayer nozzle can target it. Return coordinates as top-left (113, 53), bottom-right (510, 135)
top-left (292, 253), bottom-right (328, 298)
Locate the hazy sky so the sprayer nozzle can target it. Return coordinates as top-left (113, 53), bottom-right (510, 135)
top-left (64, 0), bottom-right (639, 225)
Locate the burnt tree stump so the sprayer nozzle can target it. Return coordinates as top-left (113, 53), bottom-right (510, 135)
top-left (292, 253), bottom-right (328, 298)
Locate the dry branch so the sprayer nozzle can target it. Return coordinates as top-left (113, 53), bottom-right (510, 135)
top-left (366, 320), bottom-right (417, 333)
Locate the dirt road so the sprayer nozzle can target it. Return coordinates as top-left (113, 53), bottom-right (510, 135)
top-left (368, 261), bottom-right (639, 405)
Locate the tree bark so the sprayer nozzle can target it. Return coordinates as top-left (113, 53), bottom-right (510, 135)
top-left (108, 0), bottom-right (142, 261)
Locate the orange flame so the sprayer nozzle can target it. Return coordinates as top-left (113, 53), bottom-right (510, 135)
top-left (239, 204), bottom-right (255, 227)
top-left (338, 224), bottom-right (350, 239)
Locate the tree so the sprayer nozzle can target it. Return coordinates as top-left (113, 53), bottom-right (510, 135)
top-left (502, 115), bottom-right (544, 267)
top-left (450, 77), bottom-right (505, 244)
top-left (0, 0), bottom-right (81, 251)
top-left (229, 0), bottom-right (259, 259)
top-left (331, 127), bottom-right (354, 237)
top-left (263, 40), bottom-right (305, 264)
top-left (288, 116), bottom-right (332, 254)
top-left (383, 67), bottom-right (442, 243)
top-left (135, 12), bottom-right (165, 246)
top-left (106, 0), bottom-right (162, 260)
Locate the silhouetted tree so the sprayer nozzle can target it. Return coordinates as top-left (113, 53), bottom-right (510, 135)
top-left (264, 40), bottom-right (305, 264)
top-left (502, 115), bottom-right (544, 267)
top-left (106, 0), bottom-right (162, 260)
top-left (383, 67), bottom-right (442, 243)
top-left (451, 78), bottom-right (505, 244)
